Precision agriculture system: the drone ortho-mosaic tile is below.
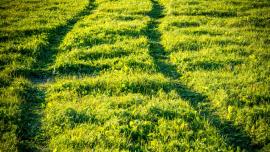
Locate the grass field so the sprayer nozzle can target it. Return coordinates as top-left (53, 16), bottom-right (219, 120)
top-left (0, 0), bottom-right (269, 151)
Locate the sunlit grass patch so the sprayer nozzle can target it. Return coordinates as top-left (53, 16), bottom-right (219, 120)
top-left (160, 0), bottom-right (270, 149)
top-left (1, 0), bottom-right (269, 151)
top-left (44, 86), bottom-right (232, 151)
top-left (0, 0), bottom-right (90, 150)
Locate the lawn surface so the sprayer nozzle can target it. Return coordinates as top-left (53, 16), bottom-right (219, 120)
top-left (0, 0), bottom-right (269, 151)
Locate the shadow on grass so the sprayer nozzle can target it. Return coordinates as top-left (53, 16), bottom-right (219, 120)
top-left (18, 86), bottom-right (47, 151)
top-left (17, 0), bottom-right (97, 151)
top-left (64, 108), bottom-right (99, 128)
top-left (53, 63), bottom-right (110, 76)
top-left (145, 0), bottom-right (256, 151)
top-left (31, 0), bottom-right (97, 82)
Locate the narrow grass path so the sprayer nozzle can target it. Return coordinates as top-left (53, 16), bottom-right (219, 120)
top-left (18, 1), bottom-right (96, 151)
top-left (146, 0), bottom-right (255, 151)
top-left (147, 0), bottom-right (180, 80)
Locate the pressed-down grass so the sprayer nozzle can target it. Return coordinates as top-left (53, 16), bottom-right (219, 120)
top-left (0, 0), bottom-right (89, 151)
top-left (1, 0), bottom-right (269, 151)
top-left (160, 0), bottom-right (270, 149)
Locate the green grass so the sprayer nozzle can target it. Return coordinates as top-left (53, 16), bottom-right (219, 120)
top-left (0, 0), bottom-right (91, 151)
top-left (1, 0), bottom-right (269, 151)
top-left (159, 0), bottom-right (270, 148)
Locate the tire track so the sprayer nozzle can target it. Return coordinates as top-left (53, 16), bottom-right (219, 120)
top-left (146, 0), bottom-right (254, 151)
top-left (18, 1), bottom-right (96, 151)
top-left (31, 0), bottom-right (96, 83)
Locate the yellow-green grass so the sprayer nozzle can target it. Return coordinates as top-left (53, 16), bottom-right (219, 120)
top-left (0, 0), bottom-right (90, 78)
top-left (0, 0), bottom-right (91, 151)
top-left (160, 0), bottom-right (270, 149)
top-left (44, 79), bottom-right (232, 151)
top-left (1, 0), bottom-right (269, 151)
